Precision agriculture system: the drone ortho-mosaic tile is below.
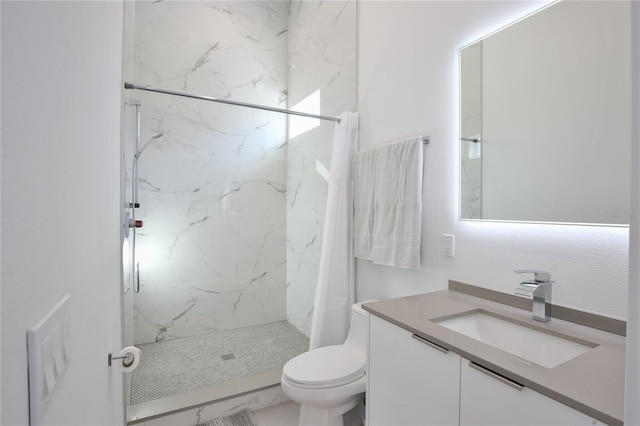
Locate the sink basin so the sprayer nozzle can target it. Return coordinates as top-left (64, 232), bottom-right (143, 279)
top-left (435, 311), bottom-right (596, 368)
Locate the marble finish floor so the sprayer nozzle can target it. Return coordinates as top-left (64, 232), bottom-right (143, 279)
top-left (253, 401), bottom-right (364, 426)
top-left (131, 321), bottom-right (309, 405)
top-left (252, 401), bottom-right (300, 426)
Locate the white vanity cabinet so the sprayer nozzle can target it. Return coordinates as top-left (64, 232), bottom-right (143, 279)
top-left (367, 315), bottom-right (461, 426)
top-left (459, 359), bottom-right (604, 425)
top-left (367, 315), bottom-right (606, 426)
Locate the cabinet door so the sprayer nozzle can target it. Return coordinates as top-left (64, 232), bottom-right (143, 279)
top-left (459, 358), bottom-right (604, 425)
top-left (367, 315), bottom-right (460, 426)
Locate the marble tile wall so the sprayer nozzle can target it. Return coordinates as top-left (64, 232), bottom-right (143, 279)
top-left (285, 0), bottom-right (357, 336)
top-left (131, 1), bottom-right (289, 345)
top-left (126, 0), bottom-right (357, 345)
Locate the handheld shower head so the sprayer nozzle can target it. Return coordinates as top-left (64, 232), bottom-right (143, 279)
top-left (135, 132), bottom-right (163, 159)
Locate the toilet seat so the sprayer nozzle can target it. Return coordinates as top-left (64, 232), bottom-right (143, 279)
top-left (283, 345), bottom-right (365, 389)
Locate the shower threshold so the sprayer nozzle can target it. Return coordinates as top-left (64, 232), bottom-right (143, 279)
top-left (127, 369), bottom-right (282, 424)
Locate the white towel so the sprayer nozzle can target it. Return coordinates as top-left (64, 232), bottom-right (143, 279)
top-left (353, 147), bottom-right (377, 260)
top-left (353, 137), bottom-right (423, 268)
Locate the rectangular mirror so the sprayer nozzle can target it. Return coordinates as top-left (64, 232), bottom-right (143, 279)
top-left (460, 0), bottom-right (631, 225)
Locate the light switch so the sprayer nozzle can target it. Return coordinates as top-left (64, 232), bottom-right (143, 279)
top-left (52, 324), bottom-right (65, 376)
top-left (62, 313), bottom-right (71, 364)
top-left (27, 294), bottom-right (71, 426)
top-left (42, 335), bottom-right (56, 395)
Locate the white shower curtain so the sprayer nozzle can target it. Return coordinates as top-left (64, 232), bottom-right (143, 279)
top-left (308, 112), bottom-right (358, 350)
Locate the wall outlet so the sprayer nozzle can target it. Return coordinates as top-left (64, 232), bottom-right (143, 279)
top-left (442, 234), bottom-right (455, 258)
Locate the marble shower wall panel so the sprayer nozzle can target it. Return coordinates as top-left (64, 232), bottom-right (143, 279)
top-left (132, 1), bottom-right (288, 345)
top-left (286, 126), bottom-right (331, 336)
top-left (133, 1), bottom-right (289, 102)
top-left (287, 0), bottom-right (358, 114)
top-left (286, 0), bottom-right (357, 336)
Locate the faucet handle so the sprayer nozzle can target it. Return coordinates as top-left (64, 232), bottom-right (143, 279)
top-left (514, 270), bottom-right (552, 283)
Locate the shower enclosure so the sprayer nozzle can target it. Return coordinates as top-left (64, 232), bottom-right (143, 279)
top-left (120, 0), bottom-right (356, 421)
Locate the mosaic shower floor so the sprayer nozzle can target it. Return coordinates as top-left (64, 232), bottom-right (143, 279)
top-left (130, 320), bottom-right (309, 405)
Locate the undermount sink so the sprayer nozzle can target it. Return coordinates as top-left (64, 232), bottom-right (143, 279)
top-left (435, 310), bottom-right (597, 368)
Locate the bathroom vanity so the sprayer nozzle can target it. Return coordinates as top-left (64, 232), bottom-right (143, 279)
top-left (363, 282), bottom-right (625, 425)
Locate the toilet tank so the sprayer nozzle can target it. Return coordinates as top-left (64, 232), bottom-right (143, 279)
top-left (344, 300), bottom-right (377, 353)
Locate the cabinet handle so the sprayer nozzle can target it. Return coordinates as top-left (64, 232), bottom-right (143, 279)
top-left (411, 334), bottom-right (449, 354)
top-left (468, 362), bottom-right (524, 391)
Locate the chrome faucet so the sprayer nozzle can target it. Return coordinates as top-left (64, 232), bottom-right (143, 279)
top-left (514, 270), bottom-right (554, 322)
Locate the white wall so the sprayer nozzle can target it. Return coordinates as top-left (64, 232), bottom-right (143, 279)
top-left (625, 1), bottom-right (640, 422)
top-left (1, 2), bottom-right (125, 425)
top-left (357, 0), bottom-right (629, 319)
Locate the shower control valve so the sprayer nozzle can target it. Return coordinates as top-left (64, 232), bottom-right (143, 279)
top-left (123, 212), bottom-right (143, 239)
top-left (129, 219), bottom-right (143, 229)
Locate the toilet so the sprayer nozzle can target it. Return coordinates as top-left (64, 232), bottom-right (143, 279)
top-left (281, 301), bottom-right (373, 426)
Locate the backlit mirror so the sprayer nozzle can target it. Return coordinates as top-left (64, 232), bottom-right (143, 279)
top-left (460, 0), bottom-right (631, 225)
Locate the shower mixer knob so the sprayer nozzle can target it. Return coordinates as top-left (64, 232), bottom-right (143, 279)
top-left (129, 219), bottom-right (143, 228)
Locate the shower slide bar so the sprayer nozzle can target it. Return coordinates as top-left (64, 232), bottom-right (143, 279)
top-left (124, 82), bottom-right (342, 123)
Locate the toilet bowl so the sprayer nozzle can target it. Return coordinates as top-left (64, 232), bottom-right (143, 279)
top-left (281, 301), bottom-right (373, 426)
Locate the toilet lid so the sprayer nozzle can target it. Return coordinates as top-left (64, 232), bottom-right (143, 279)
top-left (283, 345), bottom-right (365, 387)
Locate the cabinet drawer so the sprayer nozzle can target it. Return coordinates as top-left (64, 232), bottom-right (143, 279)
top-left (459, 358), bottom-right (604, 425)
top-left (368, 315), bottom-right (460, 426)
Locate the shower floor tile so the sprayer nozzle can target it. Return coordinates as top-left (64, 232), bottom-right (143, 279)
top-left (130, 321), bottom-right (309, 405)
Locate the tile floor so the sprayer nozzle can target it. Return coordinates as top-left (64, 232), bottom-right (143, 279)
top-left (131, 321), bottom-right (309, 405)
top-left (252, 401), bottom-right (301, 426)
top-left (252, 400), bottom-right (364, 426)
